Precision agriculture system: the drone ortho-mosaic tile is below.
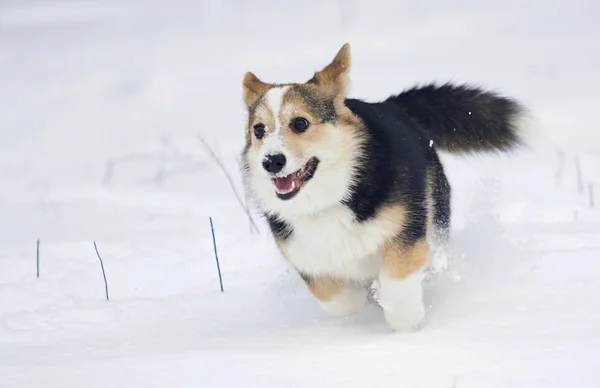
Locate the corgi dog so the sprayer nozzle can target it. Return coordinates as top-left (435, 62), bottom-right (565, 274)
top-left (240, 43), bottom-right (530, 331)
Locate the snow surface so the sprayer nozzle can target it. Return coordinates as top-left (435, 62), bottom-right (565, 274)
top-left (1, 0), bottom-right (600, 387)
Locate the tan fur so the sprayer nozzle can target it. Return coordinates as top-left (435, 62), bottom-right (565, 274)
top-left (248, 102), bottom-right (279, 140)
top-left (309, 43), bottom-right (351, 105)
top-left (381, 239), bottom-right (429, 279)
top-left (374, 203), bottom-right (409, 240)
top-left (242, 72), bottom-right (272, 106)
top-left (306, 276), bottom-right (346, 302)
top-left (280, 90), bottom-right (362, 161)
top-left (242, 42), bottom-right (353, 130)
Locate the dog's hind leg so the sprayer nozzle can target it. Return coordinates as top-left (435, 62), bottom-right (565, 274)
top-left (300, 274), bottom-right (368, 317)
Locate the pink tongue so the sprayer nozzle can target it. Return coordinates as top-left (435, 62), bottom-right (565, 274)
top-left (273, 175), bottom-right (295, 192)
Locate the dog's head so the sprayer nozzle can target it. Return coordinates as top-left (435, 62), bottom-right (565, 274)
top-left (241, 44), bottom-right (364, 217)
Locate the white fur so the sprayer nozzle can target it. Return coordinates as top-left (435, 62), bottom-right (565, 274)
top-left (378, 271), bottom-right (426, 331)
top-left (258, 86), bottom-right (290, 166)
top-left (317, 282), bottom-right (368, 317)
top-left (265, 86), bottom-right (288, 135)
top-left (247, 123), bottom-right (362, 217)
top-left (511, 108), bottom-right (547, 149)
top-left (283, 205), bottom-right (392, 281)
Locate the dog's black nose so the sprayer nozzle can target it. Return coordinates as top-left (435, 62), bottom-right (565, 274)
top-left (262, 154), bottom-right (286, 174)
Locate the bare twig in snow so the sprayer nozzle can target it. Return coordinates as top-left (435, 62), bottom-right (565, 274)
top-left (449, 375), bottom-right (460, 388)
top-left (575, 157), bottom-right (584, 193)
top-left (555, 148), bottom-right (565, 188)
top-left (102, 148), bottom-right (204, 188)
top-left (196, 134), bottom-right (259, 234)
top-left (244, 189), bottom-right (255, 235)
top-left (102, 159), bottom-right (115, 187)
top-left (103, 154), bottom-right (162, 187)
top-left (151, 161), bottom-right (207, 189)
top-left (210, 217), bottom-right (224, 292)
top-left (153, 135), bottom-right (172, 188)
top-left (36, 238), bottom-right (40, 279)
top-left (93, 241), bottom-right (110, 301)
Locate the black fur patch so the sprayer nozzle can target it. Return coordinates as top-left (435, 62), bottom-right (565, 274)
top-left (398, 193), bottom-right (428, 246)
top-left (342, 99), bottom-right (429, 224)
top-left (340, 81), bottom-right (525, 236)
top-left (427, 149), bottom-right (451, 238)
top-left (265, 213), bottom-right (293, 241)
top-left (298, 271), bottom-right (312, 284)
top-left (385, 83), bottom-right (525, 154)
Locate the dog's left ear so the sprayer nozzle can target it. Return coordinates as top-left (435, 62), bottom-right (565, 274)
top-left (242, 72), bottom-right (271, 106)
top-left (308, 43), bottom-right (351, 100)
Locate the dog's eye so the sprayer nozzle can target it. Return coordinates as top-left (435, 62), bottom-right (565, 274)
top-left (253, 124), bottom-right (265, 139)
top-left (291, 117), bottom-right (309, 133)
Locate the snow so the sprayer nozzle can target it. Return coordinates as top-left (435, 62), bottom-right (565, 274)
top-left (1, 0), bottom-right (599, 387)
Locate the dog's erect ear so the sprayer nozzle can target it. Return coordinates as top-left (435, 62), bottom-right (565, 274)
top-left (242, 72), bottom-right (270, 106)
top-left (308, 43), bottom-right (351, 99)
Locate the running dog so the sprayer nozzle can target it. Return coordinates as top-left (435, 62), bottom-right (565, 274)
top-left (240, 43), bottom-right (530, 331)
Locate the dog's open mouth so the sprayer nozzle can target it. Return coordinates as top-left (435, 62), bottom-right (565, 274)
top-left (272, 157), bottom-right (320, 200)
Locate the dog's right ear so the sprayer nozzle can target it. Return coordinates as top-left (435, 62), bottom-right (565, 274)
top-left (242, 72), bottom-right (270, 106)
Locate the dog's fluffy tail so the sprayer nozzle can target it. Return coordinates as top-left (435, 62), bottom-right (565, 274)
top-left (386, 83), bottom-right (535, 154)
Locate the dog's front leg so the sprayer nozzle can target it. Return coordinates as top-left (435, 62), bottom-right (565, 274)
top-left (378, 238), bottom-right (429, 331)
top-left (300, 274), bottom-right (367, 317)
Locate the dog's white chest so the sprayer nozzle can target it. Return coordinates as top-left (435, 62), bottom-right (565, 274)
top-left (283, 206), bottom-right (385, 280)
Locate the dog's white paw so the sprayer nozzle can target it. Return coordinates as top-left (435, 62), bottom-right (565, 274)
top-left (378, 271), bottom-right (426, 331)
top-left (382, 297), bottom-right (425, 331)
top-left (318, 283), bottom-right (367, 317)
